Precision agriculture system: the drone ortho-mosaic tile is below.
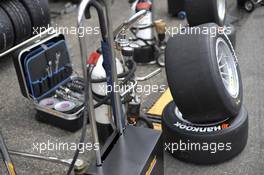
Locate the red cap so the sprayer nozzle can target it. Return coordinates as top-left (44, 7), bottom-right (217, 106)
top-left (136, 2), bottom-right (152, 10)
top-left (87, 51), bottom-right (101, 65)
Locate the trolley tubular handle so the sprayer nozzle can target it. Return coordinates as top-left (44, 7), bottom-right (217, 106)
top-left (77, 0), bottom-right (102, 166)
top-left (0, 133), bottom-right (17, 175)
top-left (85, 0), bottom-right (107, 40)
top-left (113, 10), bottom-right (147, 37)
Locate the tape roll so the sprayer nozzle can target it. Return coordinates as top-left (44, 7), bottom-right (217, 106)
top-left (39, 98), bottom-right (59, 109)
top-left (54, 101), bottom-right (76, 113)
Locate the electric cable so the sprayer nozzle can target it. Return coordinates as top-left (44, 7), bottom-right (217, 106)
top-left (66, 65), bottom-right (94, 175)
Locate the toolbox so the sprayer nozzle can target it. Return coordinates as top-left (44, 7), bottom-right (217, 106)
top-left (13, 33), bottom-right (85, 132)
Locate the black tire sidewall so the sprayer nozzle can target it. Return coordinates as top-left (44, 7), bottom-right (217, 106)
top-left (165, 23), bottom-right (242, 123)
top-left (1, 0), bottom-right (32, 44)
top-left (162, 102), bottom-right (248, 164)
top-left (225, 24), bottom-right (236, 48)
top-left (185, 0), bottom-right (226, 26)
top-left (0, 7), bottom-right (14, 52)
top-left (212, 0), bottom-right (226, 26)
top-left (20, 0), bottom-right (50, 30)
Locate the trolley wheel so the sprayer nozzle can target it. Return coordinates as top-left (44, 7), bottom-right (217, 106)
top-left (177, 11), bottom-right (186, 20)
top-left (244, 0), bottom-right (255, 12)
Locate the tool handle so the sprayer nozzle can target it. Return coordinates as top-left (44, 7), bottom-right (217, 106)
top-left (85, 0), bottom-right (108, 40)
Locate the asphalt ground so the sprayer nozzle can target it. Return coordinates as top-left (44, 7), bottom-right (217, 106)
top-left (0, 0), bottom-right (263, 174)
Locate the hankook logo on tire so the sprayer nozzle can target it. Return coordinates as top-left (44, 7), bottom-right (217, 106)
top-left (174, 122), bottom-right (229, 132)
